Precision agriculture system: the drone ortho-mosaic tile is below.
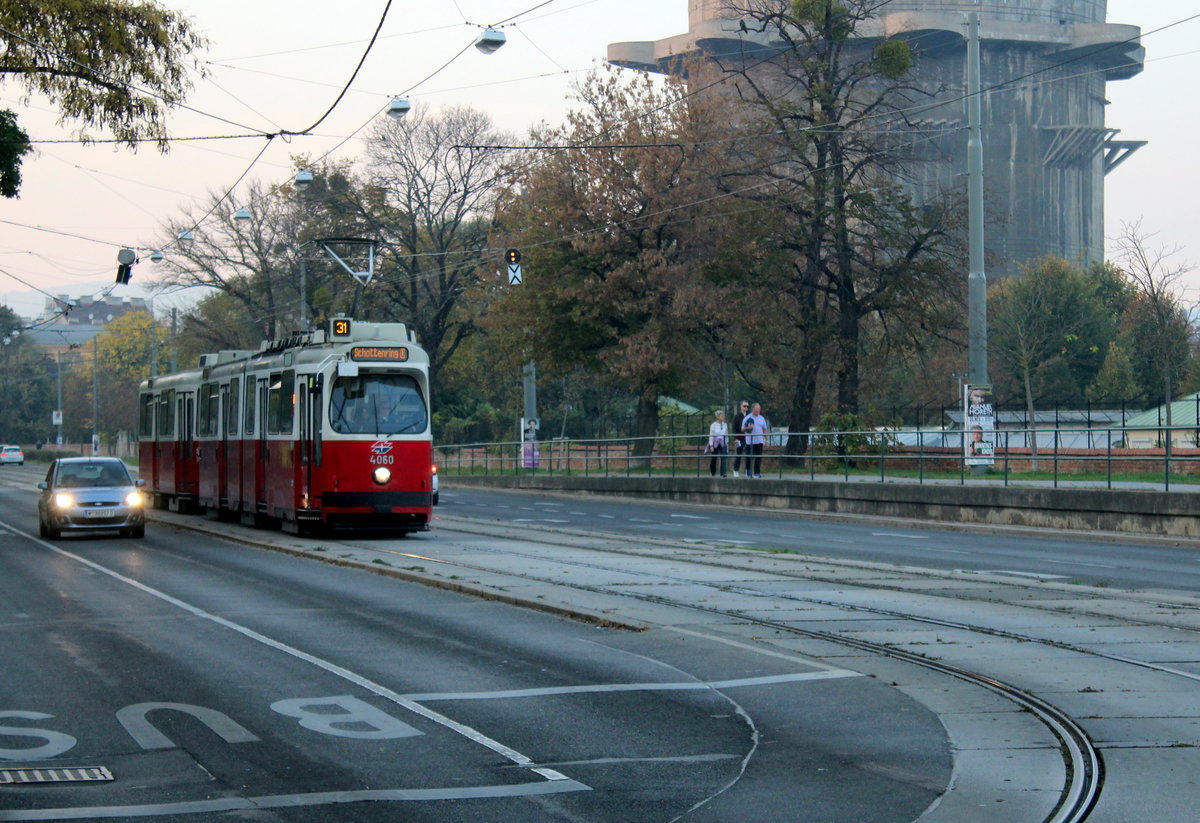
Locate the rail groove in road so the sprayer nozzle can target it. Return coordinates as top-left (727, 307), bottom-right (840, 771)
top-left (147, 510), bottom-right (1112, 823)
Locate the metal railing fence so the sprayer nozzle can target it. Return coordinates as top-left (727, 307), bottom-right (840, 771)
top-left (435, 424), bottom-right (1200, 492)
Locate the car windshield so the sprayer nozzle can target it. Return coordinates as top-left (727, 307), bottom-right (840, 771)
top-left (329, 374), bottom-right (427, 436)
top-left (56, 463), bottom-right (130, 488)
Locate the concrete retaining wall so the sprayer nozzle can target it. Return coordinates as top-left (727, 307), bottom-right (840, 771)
top-left (446, 474), bottom-right (1200, 539)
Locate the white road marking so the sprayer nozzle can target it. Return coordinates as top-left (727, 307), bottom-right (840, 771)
top-left (404, 670), bottom-right (860, 702)
top-left (871, 533), bottom-right (928, 539)
top-left (666, 626), bottom-right (858, 674)
top-left (1042, 559), bottom-right (1118, 569)
top-left (978, 570), bottom-right (1069, 580)
top-left (3, 524), bottom-right (573, 786)
top-left (670, 514), bottom-right (710, 520)
top-left (0, 780), bottom-right (590, 820)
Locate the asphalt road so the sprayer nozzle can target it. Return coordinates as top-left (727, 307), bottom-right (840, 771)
top-left (437, 485), bottom-right (1200, 594)
top-left (0, 481), bottom-right (950, 822)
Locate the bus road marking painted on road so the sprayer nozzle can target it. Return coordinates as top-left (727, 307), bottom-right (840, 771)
top-left (403, 670), bottom-right (861, 702)
top-left (1, 523), bottom-right (577, 787)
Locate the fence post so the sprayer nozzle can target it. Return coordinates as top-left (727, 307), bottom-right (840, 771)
top-left (1107, 429), bottom-right (1112, 490)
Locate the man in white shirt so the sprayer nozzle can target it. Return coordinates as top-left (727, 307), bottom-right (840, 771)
top-left (741, 402), bottom-right (769, 478)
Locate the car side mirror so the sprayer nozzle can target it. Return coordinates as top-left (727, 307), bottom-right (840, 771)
top-left (37, 482), bottom-right (47, 490)
top-left (135, 479), bottom-right (146, 487)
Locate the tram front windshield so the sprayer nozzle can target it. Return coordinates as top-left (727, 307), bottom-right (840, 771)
top-left (329, 374), bottom-right (427, 435)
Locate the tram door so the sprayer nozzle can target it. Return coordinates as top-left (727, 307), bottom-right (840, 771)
top-left (297, 374), bottom-right (323, 511)
top-left (254, 378), bottom-right (268, 516)
top-left (225, 376), bottom-right (242, 508)
top-left (175, 391), bottom-right (196, 508)
top-left (218, 383), bottom-right (231, 508)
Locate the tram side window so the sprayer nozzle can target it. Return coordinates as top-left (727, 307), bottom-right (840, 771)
top-left (267, 370), bottom-right (295, 434)
top-left (244, 378), bottom-right (255, 435)
top-left (198, 382), bottom-right (220, 437)
top-left (329, 374), bottom-right (428, 435)
top-left (157, 389), bottom-right (176, 438)
top-left (139, 394), bottom-right (155, 438)
top-left (226, 377), bottom-right (240, 436)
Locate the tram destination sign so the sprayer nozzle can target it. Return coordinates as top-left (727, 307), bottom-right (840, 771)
top-left (350, 346), bottom-right (409, 362)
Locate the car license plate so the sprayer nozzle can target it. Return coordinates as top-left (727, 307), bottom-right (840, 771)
top-left (84, 509), bottom-right (115, 519)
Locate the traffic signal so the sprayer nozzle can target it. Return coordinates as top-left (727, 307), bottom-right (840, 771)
top-left (114, 248), bottom-right (135, 284)
top-left (505, 248), bottom-right (521, 265)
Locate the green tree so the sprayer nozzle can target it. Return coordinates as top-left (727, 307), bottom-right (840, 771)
top-left (0, 109), bottom-right (32, 197)
top-left (989, 257), bottom-right (1115, 465)
top-left (714, 0), bottom-right (959, 447)
top-left (0, 305), bottom-right (54, 442)
top-left (0, 0), bottom-right (206, 196)
top-left (1087, 341), bottom-right (1140, 405)
top-left (493, 67), bottom-right (724, 458)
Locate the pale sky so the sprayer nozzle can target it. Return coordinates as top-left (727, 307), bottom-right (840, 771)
top-left (0, 0), bottom-right (1196, 318)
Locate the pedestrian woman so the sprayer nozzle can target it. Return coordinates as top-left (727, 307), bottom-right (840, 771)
top-left (707, 410), bottom-right (729, 477)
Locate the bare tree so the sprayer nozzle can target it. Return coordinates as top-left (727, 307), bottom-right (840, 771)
top-left (354, 105), bottom-right (514, 385)
top-left (1111, 220), bottom-right (1195, 452)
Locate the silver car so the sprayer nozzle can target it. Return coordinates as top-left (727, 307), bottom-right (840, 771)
top-left (38, 457), bottom-right (146, 539)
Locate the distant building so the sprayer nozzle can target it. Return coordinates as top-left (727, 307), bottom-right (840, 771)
top-left (609, 1), bottom-right (1146, 276)
top-left (27, 295), bottom-right (150, 354)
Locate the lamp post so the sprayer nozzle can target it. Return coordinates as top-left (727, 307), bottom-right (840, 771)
top-left (91, 334), bottom-right (99, 456)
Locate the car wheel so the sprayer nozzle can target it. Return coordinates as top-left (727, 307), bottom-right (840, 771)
top-left (132, 524), bottom-right (145, 539)
top-left (46, 525), bottom-right (61, 540)
top-left (39, 520), bottom-right (47, 538)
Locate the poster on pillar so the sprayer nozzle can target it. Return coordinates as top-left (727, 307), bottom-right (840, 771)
top-left (964, 384), bottom-right (995, 466)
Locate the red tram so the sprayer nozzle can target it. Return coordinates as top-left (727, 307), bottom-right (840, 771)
top-left (138, 318), bottom-right (434, 534)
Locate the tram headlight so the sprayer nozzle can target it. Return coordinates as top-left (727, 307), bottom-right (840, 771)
top-left (373, 467), bottom-right (391, 485)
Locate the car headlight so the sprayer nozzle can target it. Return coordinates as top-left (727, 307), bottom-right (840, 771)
top-left (53, 493), bottom-right (74, 508)
top-left (125, 491), bottom-right (144, 507)
top-left (373, 467), bottom-right (391, 485)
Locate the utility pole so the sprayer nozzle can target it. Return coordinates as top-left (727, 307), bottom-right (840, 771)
top-left (170, 308), bottom-right (178, 373)
top-left (299, 255), bottom-right (308, 331)
top-left (966, 7), bottom-right (988, 387)
top-left (150, 304), bottom-right (158, 379)
top-left (91, 335), bottom-right (99, 456)
top-left (55, 351), bottom-right (63, 446)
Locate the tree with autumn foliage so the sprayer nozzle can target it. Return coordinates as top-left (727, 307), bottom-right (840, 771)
top-left (705, 0), bottom-right (961, 449)
top-left (0, 0), bottom-right (207, 197)
top-left (491, 67), bottom-right (727, 457)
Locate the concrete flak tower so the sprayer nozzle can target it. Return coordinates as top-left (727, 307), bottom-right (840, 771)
top-left (609, 1), bottom-right (1145, 276)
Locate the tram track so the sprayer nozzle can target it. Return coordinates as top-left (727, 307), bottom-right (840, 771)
top-left (331, 524), bottom-right (1111, 823)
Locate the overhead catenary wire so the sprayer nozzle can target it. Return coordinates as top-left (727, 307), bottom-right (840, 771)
top-left (6, 5), bottom-right (1198, 313)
